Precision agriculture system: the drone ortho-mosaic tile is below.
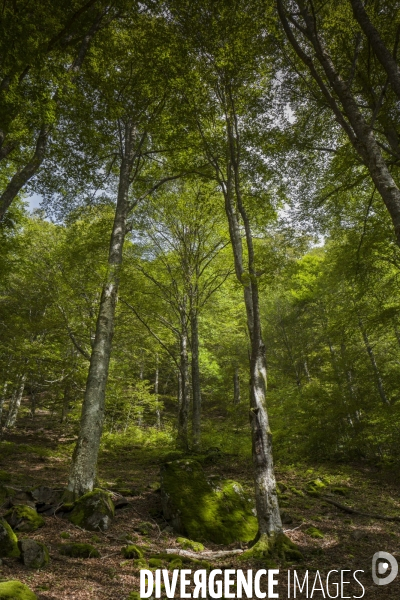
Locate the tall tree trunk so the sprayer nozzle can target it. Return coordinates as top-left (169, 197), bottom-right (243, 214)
top-left (349, 0), bottom-right (400, 101)
top-left (233, 366), bottom-right (240, 405)
top-left (65, 121), bottom-right (136, 499)
top-left (177, 304), bottom-right (190, 450)
top-left (5, 373), bottom-right (26, 428)
top-left (155, 354), bottom-right (161, 429)
top-left (358, 318), bottom-right (389, 406)
top-left (222, 115), bottom-right (282, 541)
top-left (277, 0), bottom-right (400, 244)
top-left (191, 309), bottom-right (201, 450)
top-left (61, 384), bottom-right (70, 424)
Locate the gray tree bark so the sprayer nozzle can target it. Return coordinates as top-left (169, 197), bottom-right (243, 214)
top-left (66, 120), bottom-right (137, 498)
top-left (177, 303), bottom-right (190, 451)
top-left (5, 373), bottom-right (26, 428)
top-left (191, 309), bottom-right (201, 450)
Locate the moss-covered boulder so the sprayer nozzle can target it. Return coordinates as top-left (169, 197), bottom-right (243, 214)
top-left (68, 489), bottom-right (114, 531)
top-left (19, 539), bottom-right (49, 569)
top-left (4, 505), bottom-right (45, 533)
top-left (161, 460), bottom-right (257, 544)
top-left (0, 518), bottom-right (20, 558)
top-left (176, 537), bottom-right (204, 552)
top-left (0, 581), bottom-right (38, 599)
top-left (59, 543), bottom-right (100, 558)
top-left (121, 545), bottom-right (143, 559)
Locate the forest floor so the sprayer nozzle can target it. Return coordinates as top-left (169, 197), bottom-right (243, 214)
top-left (1, 410), bottom-right (400, 599)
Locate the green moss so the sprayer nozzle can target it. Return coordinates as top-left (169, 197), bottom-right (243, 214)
top-left (169, 558), bottom-right (182, 569)
top-left (60, 532), bottom-right (71, 539)
top-left (148, 558), bottom-right (163, 568)
top-left (176, 537), bottom-right (204, 552)
top-left (0, 518), bottom-right (20, 558)
top-left (161, 460), bottom-right (258, 544)
top-left (126, 592), bottom-right (140, 600)
top-left (135, 521), bottom-right (152, 535)
top-left (0, 471), bottom-right (11, 483)
top-left (121, 545), bottom-right (143, 559)
top-left (305, 479), bottom-right (326, 497)
top-left (0, 581), bottom-right (38, 599)
top-left (59, 543), bottom-right (100, 558)
top-left (91, 535), bottom-right (102, 544)
top-left (68, 489), bottom-right (114, 532)
top-left (306, 526), bottom-right (324, 539)
top-left (290, 487), bottom-right (304, 497)
top-left (4, 505), bottom-right (45, 533)
top-left (132, 558), bottom-right (148, 568)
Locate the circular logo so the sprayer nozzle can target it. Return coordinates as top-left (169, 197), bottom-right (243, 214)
top-left (372, 552), bottom-right (398, 586)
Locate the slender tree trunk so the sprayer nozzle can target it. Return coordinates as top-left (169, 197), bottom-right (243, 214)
top-left (5, 373), bottom-right (26, 428)
top-left (223, 117), bottom-right (282, 539)
top-left (30, 385), bottom-right (36, 418)
top-left (358, 318), bottom-right (389, 406)
top-left (61, 384), bottom-right (70, 424)
top-left (0, 382), bottom-right (7, 427)
top-left (277, 0), bottom-right (400, 244)
top-left (177, 304), bottom-right (190, 450)
top-left (349, 0), bottom-right (400, 101)
top-left (66, 121), bottom-right (137, 499)
top-left (233, 366), bottom-right (240, 405)
top-left (155, 354), bottom-right (161, 429)
top-left (191, 309), bottom-right (201, 450)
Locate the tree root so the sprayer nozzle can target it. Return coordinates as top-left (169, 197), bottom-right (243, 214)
top-left (322, 496), bottom-right (400, 521)
top-left (239, 532), bottom-right (302, 562)
top-left (165, 548), bottom-right (244, 559)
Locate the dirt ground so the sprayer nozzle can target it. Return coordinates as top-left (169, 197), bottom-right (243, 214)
top-left (1, 411), bottom-right (400, 599)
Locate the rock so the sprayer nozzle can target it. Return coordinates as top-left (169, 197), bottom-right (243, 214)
top-left (4, 505), bottom-right (45, 532)
top-left (3, 487), bottom-right (35, 509)
top-left (176, 537), bottom-right (204, 552)
top-left (114, 498), bottom-right (129, 510)
top-left (160, 459), bottom-right (258, 544)
top-left (0, 518), bottom-right (20, 558)
top-left (0, 580), bottom-right (38, 599)
top-left (280, 511), bottom-right (293, 525)
top-left (18, 539), bottom-right (49, 568)
top-left (68, 489), bottom-right (114, 531)
top-left (59, 543), bottom-right (100, 558)
top-left (306, 526), bottom-right (324, 539)
top-left (31, 486), bottom-right (62, 506)
top-left (121, 545), bottom-right (143, 559)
